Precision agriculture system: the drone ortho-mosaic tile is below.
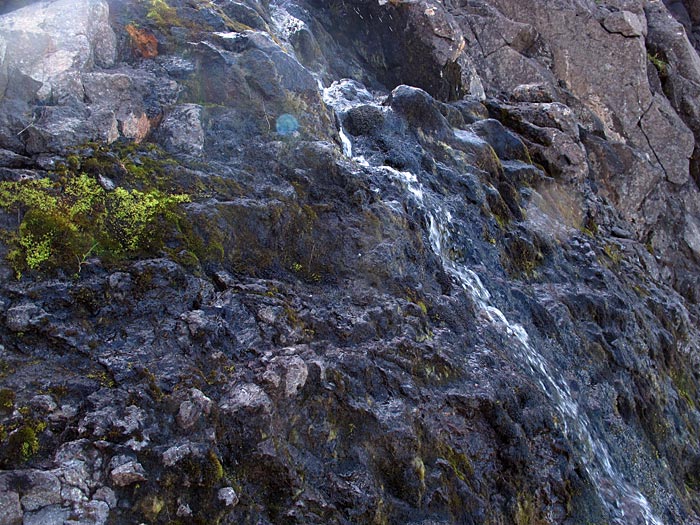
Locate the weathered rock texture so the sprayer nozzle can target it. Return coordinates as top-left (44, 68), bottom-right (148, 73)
top-left (0, 0), bottom-right (700, 524)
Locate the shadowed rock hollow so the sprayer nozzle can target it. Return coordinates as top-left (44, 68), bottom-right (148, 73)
top-left (1, 0), bottom-right (700, 524)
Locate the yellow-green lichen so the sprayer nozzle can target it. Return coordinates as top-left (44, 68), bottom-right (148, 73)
top-left (0, 166), bottom-right (189, 277)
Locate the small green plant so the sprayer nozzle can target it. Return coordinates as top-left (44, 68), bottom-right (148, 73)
top-left (648, 52), bottom-right (668, 77)
top-left (8, 425), bottom-right (39, 462)
top-left (0, 170), bottom-right (189, 277)
top-left (0, 388), bottom-right (15, 411)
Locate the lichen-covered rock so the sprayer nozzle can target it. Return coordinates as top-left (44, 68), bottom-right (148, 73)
top-left (156, 104), bottom-right (204, 156)
top-left (5, 302), bottom-right (45, 332)
top-left (10, 470), bottom-right (62, 511)
top-left (109, 458), bottom-right (146, 487)
top-left (176, 388), bottom-right (212, 430)
top-left (0, 490), bottom-right (21, 525)
top-left (217, 487), bottom-right (238, 507)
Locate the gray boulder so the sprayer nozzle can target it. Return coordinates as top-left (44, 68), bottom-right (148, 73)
top-left (0, 0), bottom-right (116, 103)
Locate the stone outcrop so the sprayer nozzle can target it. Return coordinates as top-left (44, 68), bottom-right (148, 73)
top-left (0, 0), bottom-right (699, 524)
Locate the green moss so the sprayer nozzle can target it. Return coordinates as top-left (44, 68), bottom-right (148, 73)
top-left (504, 237), bottom-right (543, 278)
top-left (172, 249), bottom-right (201, 271)
top-left (602, 243), bottom-right (623, 266)
top-left (405, 288), bottom-right (429, 316)
top-left (645, 236), bottom-right (655, 255)
top-left (0, 360), bottom-right (10, 380)
top-left (141, 368), bottom-right (163, 401)
top-left (147, 0), bottom-right (181, 28)
top-left (284, 303), bottom-right (303, 329)
top-left (0, 166), bottom-right (189, 277)
top-left (515, 493), bottom-right (545, 525)
top-left (485, 195), bottom-right (512, 230)
top-left (197, 0), bottom-right (257, 33)
top-left (48, 385), bottom-right (68, 399)
top-left (483, 224), bottom-right (497, 245)
top-left (8, 425), bottom-right (39, 462)
top-left (435, 442), bottom-right (474, 483)
top-left (179, 449), bottom-right (224, 487)
top-left (206, 449), bottom-right (225, 484)
top-left (138, 493), bottom-right (165, 521)
top-left (648, 52), bottom-right (668, 77)
top-left (671, 369), bottom-right (697, 409)
top-left (412, 455), bottom-right (426, 505)
top-left (580, 215), bottom-right (598, 238)
top-left (0, 388), bottom-right (15, 411)
top-left (86, 370), bottom-right (116, 388)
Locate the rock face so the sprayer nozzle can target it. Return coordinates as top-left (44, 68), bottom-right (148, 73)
top-left (1, 0), bottom-right (700, 524)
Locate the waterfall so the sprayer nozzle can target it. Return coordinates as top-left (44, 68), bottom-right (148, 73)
top-left (321, 78), bottom-right (663, 522)
top-left (382, 165), bottom-right (663, 525)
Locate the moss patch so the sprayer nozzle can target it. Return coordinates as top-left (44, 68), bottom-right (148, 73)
top-left (0, 142), bottom-right (194, 277)
top-left (502, 236), bottom-right (544, 278)
top-left (0, 388), bottom-right (15, 411)
top-left (7, 425), bottom-right (39, 462)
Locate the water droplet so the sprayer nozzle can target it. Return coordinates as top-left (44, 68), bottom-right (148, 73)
top-left (276, 114), bottom-right (299, 135)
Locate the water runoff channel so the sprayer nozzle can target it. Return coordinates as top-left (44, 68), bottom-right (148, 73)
top-left (322, 81), bottom-right (663, 525)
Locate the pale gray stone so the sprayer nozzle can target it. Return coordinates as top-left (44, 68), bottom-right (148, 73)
top-left (217, 487), bottom-right (239, 507)
top-left (110, 460), bottom-right (146, 487)
top-left (0, 0), bottom-right (116, 102)
top-left (157, 104), bottom-right (204, 156)
top-left (0, 491), bottom-right (21, 525)
top-left (602, 11), bottom-right (646, 37)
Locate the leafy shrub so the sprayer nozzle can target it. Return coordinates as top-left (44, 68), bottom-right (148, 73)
top-left (0, 171), bottom-right (189, 276)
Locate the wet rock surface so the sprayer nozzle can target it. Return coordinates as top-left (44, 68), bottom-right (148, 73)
top-left (0, 0), bottom-right (699, 524)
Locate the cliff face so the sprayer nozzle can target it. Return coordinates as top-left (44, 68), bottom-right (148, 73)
top-left (1, 0), bottom-right (700, 524)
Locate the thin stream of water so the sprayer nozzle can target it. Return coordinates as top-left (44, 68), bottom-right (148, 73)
top-left (381, 164), bottom-right (663, 525)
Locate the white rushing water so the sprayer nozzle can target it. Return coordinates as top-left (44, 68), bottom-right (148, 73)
top-left (381, 164), bottom-right (663, 525)
top-left (338, 126), bottom-right (353, 158)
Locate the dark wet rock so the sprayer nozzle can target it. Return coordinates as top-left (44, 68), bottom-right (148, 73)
top-left (0, 148), bottom-right (31, 168)
top-left (387, 85), bottom-right (452, 137)
top-left (5, 302), bottom-right (46, 332)
top-left (343, 105), bottom-right (386, 137)
top-left (469, 118), bottom-right (530, 163)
